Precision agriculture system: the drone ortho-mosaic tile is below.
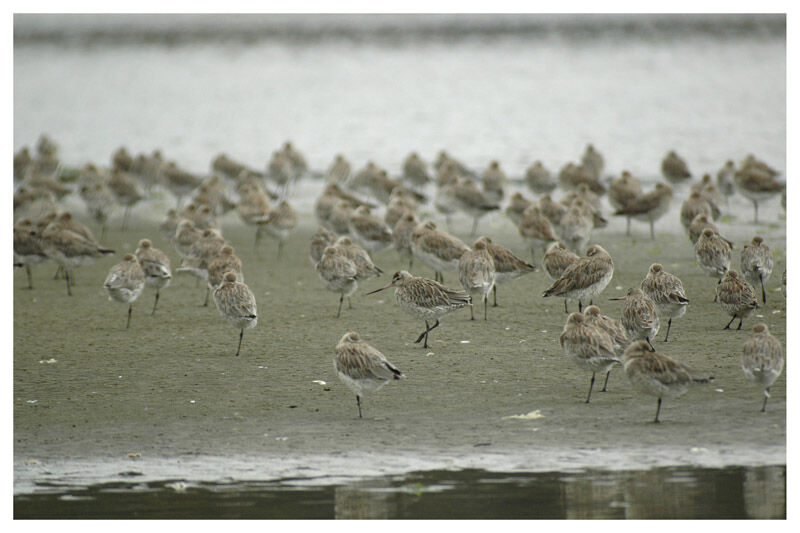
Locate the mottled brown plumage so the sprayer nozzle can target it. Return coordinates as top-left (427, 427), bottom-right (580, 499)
top-left (641, 263), bottom-right (689, 342)
top-left (559, 312), bottom-right (619, 403)
top-left (716, 269), bottom-right (759, 330)
top-left (741, 324), bottom-right (784, 412)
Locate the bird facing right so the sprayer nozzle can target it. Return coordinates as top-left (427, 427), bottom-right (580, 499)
top-left (640, 263), bottom-right (689, 342)
top-left (334, 331), bottom-right (404, 418)
top-left (716, 269), bottom-right (759, 330)
top-left (740, 236), bottom-right (774, 304)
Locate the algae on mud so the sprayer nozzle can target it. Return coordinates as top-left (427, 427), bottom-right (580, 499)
top-left (13, 209), bottom-right (786, 473)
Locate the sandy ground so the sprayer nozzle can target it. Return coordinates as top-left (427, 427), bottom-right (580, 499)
top-left (13, 201), bottom-right (786, 483)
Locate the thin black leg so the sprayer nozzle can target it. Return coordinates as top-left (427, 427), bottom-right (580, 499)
top-left (484, 295), bottom-right (488, 320)
top-left (654, 397), bottom-right (662, 423)
top-left (585, 372), bottom-right (595, 403)
top-left (235, 328), bottom-right (244, 356)
top-left (761, 387), bottom-right (770, 412)
top-left (760, 274), bottom-right (766, 304)
top-left (564, 299), bottom-right (568, 314)
top-left (724, 315), bottom-right (736, 329)
top-left (126, 304), bottom-right (132, 329)
top-left (65, 270), bottom-right (72, 296)
top-left (151, 290), bottom-right (160, 315)
top-left (356, 395), bottom-right (362, 418)
top-left (26, 264), bottom-right (33, 289)
top-left (664, 317), bottom-right (672, 342)
top-left (336, 293), bottom-right (344, 318)
top-left (600, 370), bottom-right (611, 392)
top-left (492, 285), bottom-right (498, 307)
top-left (737, 317), bottom-right (743, 330)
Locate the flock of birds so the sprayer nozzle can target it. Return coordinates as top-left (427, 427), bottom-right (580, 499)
top-left (14, 135), bottom-right (786, 422)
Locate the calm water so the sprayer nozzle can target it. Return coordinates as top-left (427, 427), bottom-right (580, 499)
top-left (14, 465), bottom-right (785, 519)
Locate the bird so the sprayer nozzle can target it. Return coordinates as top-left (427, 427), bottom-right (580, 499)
top-left (740, 236), bottom-right (774, 304)
top-left (695, 227), bottom-right (732, 300)
top-left (315, 245), bottom-right (358, 318)
top-left (543, 244), bottom-right (614, 313)
top-left (310, 226), bottom-right (338, 267)
top-left (716, 160), bottom-right (736, 204)
top-left (542, 242), bottom-right (579, 294)
top-left (557, 205), bottom-right (593, 254)
top-left (348, 206), bottom-right (393, 253)
top-left (611, 287), bottom-right (660, 350)
top-left (734, 158), bottom-right (783, 223)
top-left (402, 152), bottom-right (431, 189)
top-left (583, 305), bottom-right (629, 392)
top-left (134, 239), bottom-right (172, 315)
top-left (661, 150), bottom-right (692, 184)
top-left (13, 218), bottom-right (48, 289)
top-left (623, 341), bottom-right (712, 423)
top-left (475, 236), bottom-right (536, 307)
top-left (40, 219), bottom-right (115, 296)
top-left (207, 245), bottom-right (244, 295)
top-left (580, 144), bottom-right (605, 179)
top-left (559, 312), bottom-right (620, 403)
top-left (481, 160), bottom-right (507, 204)
top-left (160, 162), bottom-right (203, 207)
top-left (716, 269), bottom-right (759, 330)
top-left (256, 200), bottom-right (297, 260)
top-left (450, 179), bottom-right (500, 235)
top-left (334, 332), bottom-right (404, 418)
top-left (680, 191), bottom-right (716, 230)
top-left (108, 168), bottom-right (144, 231)
top-left (334, 236), bottom-right (383, 281)
top-left (640, 264), bottom-right (689, 342)
top-left (325, 154), bottom-right (352, 185)
top-left (104, 253), bottom-right (146, 329)
top-left (175, 228), bottom-right (227, 305)
top-left (366, 270), bottom-right (470, 349)
top-left (538, 194), bottom-right (568, 234)
top-left (688, 213), bottom-right (732, 246)
top-left (392, 212), bottom-right (420, 269)
top-left (213, 271), bottom-right (257, 356)
top-left (458, 238), bottom-right (496, 320)
top-left (518, 205), bottom-right (558, 258)
top-left (384, 186), bottom-right (419, 229)
top-left (558, 162), bottom-right (606, 194)
top-left (608, 171), bottom-right (643, 236)
top-left (504, 192), bottom-right (534, 227)
top-left (741, 324), bottom-right (784, 412)
top-left (613, 183), bottom-right (673, 240)
top-left (524, 160), bottom-right (557, 195)
top-left (411, 221), bottom-right (469, 283)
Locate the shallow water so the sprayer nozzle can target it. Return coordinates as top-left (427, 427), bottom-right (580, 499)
top-left (14, 464), bottom-right (785, 519)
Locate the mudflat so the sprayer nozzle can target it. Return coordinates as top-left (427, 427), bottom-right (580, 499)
top-left (13, 212), bottom-right (786, 473)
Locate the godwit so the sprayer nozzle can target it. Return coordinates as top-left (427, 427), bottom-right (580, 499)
top-left (310, 226), bottom-right (338, 267)
top-left (40, 219), bottom-right (115, 295)
top-left (135, 239), bottom-right (172, 315)
top-left (315, 245), bottom-right (358, 318)
top-left (661, 150), bottom-right (692, 184)
top-left (623, 341), bottom-right (712, 423)
top-left (524, 160), bottom-right (557, 195)
top-left (161, 162), bottom-right (202, 208)
top-left (14, 218), bottom-right (48, 289)
top-left (559, 312), bottom-right (620, 403)
top-left (583, 305), bottom-right (629, 392)
top-left (611, 287), bottom-right (660, 350)
top-left (716, 269), bottom-right (759, 330)
top-left (481, 160), bottom-right (507, 204)
top-left (207, 245), bottom-right (244, 293)
top-left (688, 213), bottom-right (732, 246)
top-left (402, 152), bottom-right (431, 189)
top-left (695, 227), bottom-right (732, 300)
top-left (557, 205), bottom-right (593, 254)
top-left (608, 171), bottom-right (643, 236)
top-left (384, 186), bottom-right (419, 228)
top-left (256, 200), bottom-right (297, 260)
top-left (680, 191), bottom-right (715, 230)
top-left (543, 244), bottom-right (614, 313)
top-left (741, 324), bottom-right (784, 412)
top-left (504, 192), bottom-right (534, 227)
top-left (740, 236), bottom-right (774, 303)
top-left (327, 199), bottom-right (354, 236)
top-left (475, 236), bottom-right (536, 307)
top-left (691, 174), bottom-right (724, 218)
top-left (211, 153), bottom-right (250, 180)
top-left (411, 220), bottom-right (469, 283)
top-left (458, 238), bottom-right (496, 320)
top-left (108, 168), bottom-right (144, 231)
top-left (734, 163), bottom-right (783, 223)
top-left (325, 154), bottom-right (351, 185)
top-left (281, 141), bottom-right (308, 177)
top-left (213, 271), bottom-right (258, 356)
top-left (334, 331), bottom-right (404, 418)
top-left (641, 263), bottom-right (689, 342)
top-left (171, 219), bottom-right (203, 258)
top-left (580, 143), bottom-right (605, 179)
top-left (78, 181), bottom-right (115, 239)
top-left (558, 162), bottom-right (606, 194)
top-left (104, 253), bottom-right (145, 329)
top-left (538, 194), bottom-right (568, 232)
top-left (159, 209), bottom-right (180, 242)
top-left (451, 179), bottom-right (500, 235)
top-left (518, 205), bottom-right (558, 258)
top-left (175, 228), bottom-right (227, 305)
top-left (716, 160), bottom-right (736, 205)
top-left (542, 241), bottom-right (579, 299)
top-left (392, 212), bottom-right (419, 269)
top-left (612, 183), bottom-right (673, 240)
top-left (348, 206), bottom-right (393, 253)
top-left (366, 270), bottom-right (470, 349)
top-left (334, 236), bottom-right (383, 281)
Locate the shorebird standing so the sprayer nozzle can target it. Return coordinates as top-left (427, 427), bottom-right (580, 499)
top-left (14, 218), bottom-right (48, 289)
top-left (740, 236), bottom-right (773, 304)
top-left (366, 270), bottom-right (470, 349)
top-left (734, 161), bottom-right (783, 223)
top-left (103, 254), bottom-right (146, 329)
top-left (518, 205), bottom-right (558, 258)
top-left (741, 324), bottom-right (784, 412)
top-left (134, 239), bottom-right (172, 315)
top-left (334, 236), bottom-right (383, 282)
top-left (608, 171), bottom-right (643, 236)
top-left (558, 205), bottom-right (593, 254)
top-left (348, 206), bottom-right (393, 253)
top-left (310, 226), bottom-right (338, 267)
top-left (458, 238), bottom-right (496, 320)
top-left (680, 191), bottom-right (716, 230)
top-left (583, 305), bottom-right (629, 392)
top-left (688, 213), bottom-right (731, 245)
top-left (481, 160), bottom-right (507, 204)
top-left (334, 332), bottom-right (404, 418)
top-left (612, 288), bottom-right (660, 350)
top-left (475, 236), bottom-right (536, 307)
top-left (207, 245), bottom-right (244, 295)
top-left (623, 341), bottom-right (712, 423)
top-left (716, 269), bottom-right (759, 330)
top-left (505, 192), bottom-right (534, 227)
top-left (525, 161), bottom-right (557, 194)
top-left (661, 150), bottom-right (692, 184)
top-left (402, 152), bottom-right (431, 190)
top-left (40, 219), bottom-right (115, 296)
top-left (543, 244), bottom-right (614, 313)
top-left (716, 160), bottom-right (736, 204)
top-left (392, 212), bottom-right (419, 269)
top-left (325, 154), bottom-right (351, 185)
top-left (581, 144), bottom-right (605, 179)
top-left (640, 263), bottom-right (689, 342)
top-left (559, 312), bottom-right (620, 403)
top-left (213, 272), bottom-right (257, 356)
top-left (316, 246), bottom-right (358, 318)
top-left (694, 227), bottom-right (732, 301)
top-left (411, 221), bottom-right (469, 283)
top-left (256, 200), bottom-right (297, 260)
top-left (541, 243), bottom-right (579, 311)
top-left (612, 183), bottom-right (673, 240)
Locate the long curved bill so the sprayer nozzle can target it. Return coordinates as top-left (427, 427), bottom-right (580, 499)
top-left (609, 296), bottom-right (627, 301)
top-left (366, 282), bottom-right (393, 295)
